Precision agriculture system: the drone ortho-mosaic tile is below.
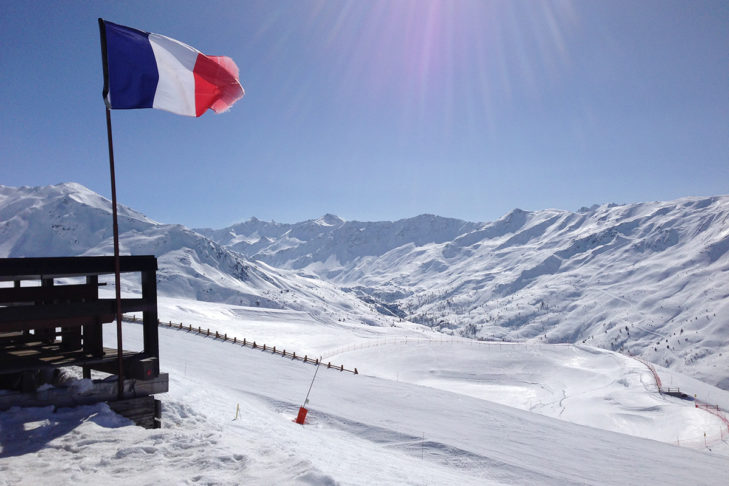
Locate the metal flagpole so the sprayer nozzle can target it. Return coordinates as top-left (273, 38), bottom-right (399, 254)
top-left (104, 107), bottom-right (125, 401)
top-left (99, 19), bottom-right (125, 401)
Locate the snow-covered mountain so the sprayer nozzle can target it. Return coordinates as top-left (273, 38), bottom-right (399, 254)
top-left (200, 197), bottom-right (729, 389)
top-left (2, 183), bottom-right (728, 389)
top-left (0, 183), bottom-right (390, 327)
top-left (196, 213), bottom-right (481, 275)
top-left (4, 182), bottom-right (729, 483)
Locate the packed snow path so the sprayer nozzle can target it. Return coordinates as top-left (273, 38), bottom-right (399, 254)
top-left (3, 320), bottom-right (729, 484)
top-left (8, 323), bottom-right (728, 485)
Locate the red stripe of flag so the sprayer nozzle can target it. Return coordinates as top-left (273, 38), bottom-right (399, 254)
top-left (193, 54), bottom-right (245, 117)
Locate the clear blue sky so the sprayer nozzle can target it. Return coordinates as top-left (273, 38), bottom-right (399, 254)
top-left (2, 1), bottom-right (727, 228)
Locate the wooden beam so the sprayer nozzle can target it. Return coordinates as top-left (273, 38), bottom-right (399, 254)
top-left (0, 299), bottom-right (154, 330)
top-left (0, 255), bottom-right (157, 282)
top-left (0, 343), bottom-right (137, 375)
top-left (0, 283), bottom-right (98, 304)
top-left (0, 373), bottom-right (168, 411)
top-left (141, 268), bottom-right (159, 358)
top-left (108, 396), bottom-right (161, 429)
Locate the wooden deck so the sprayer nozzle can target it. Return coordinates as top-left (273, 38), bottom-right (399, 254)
top-left (0, 256), bottom-right (166, 428)
top-left (0, 339), bottom-right (136, 376)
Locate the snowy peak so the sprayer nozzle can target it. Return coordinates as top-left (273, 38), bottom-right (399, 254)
top-left (0, 182), bottom-right (156, 225)
top-left (0, 183), bottom-right (156, 258)
top-left (197, 213), bottom-right (482, 271)
top-left (314, 213), bottom-right (345, 227)
top-left (195, 217), bottom-right (288, 249)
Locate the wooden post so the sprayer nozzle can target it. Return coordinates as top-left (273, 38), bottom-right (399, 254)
top-left (83, 275), bottom-right (103, 356)
top-left (136, 269), bottom-right (158, 363)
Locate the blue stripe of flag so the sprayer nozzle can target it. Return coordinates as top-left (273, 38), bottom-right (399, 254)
top-left (104, 21), bottom-right (159, 109)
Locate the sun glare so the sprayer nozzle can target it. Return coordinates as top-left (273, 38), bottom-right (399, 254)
top-left (291, 1), bottom-right (580, 138)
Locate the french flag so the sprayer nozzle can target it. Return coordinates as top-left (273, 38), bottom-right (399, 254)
top-left (99, 19), bottom-right (244, 117)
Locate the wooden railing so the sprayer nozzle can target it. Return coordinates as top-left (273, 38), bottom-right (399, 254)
top-left (124, 315), bottom-right (358, 375)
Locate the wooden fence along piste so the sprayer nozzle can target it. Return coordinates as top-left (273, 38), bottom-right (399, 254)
top-left (124, 315), bottom-right (358, 375)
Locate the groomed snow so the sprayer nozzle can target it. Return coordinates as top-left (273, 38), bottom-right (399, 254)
top-left (2, 299), bottom-right (728, 484)
top-left (329, 340), bottom-right (729, 451)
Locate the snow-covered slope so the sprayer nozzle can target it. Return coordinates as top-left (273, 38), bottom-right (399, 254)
top-left (203, 198), bottom-right (729, 389)
top-left (2, 305), bottom-right (729, 484)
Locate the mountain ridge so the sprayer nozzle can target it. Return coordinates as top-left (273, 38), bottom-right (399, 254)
top-left (0, 183), bottom-right (393, 327)
top-left (199, 193), bottom-right (729, 389)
